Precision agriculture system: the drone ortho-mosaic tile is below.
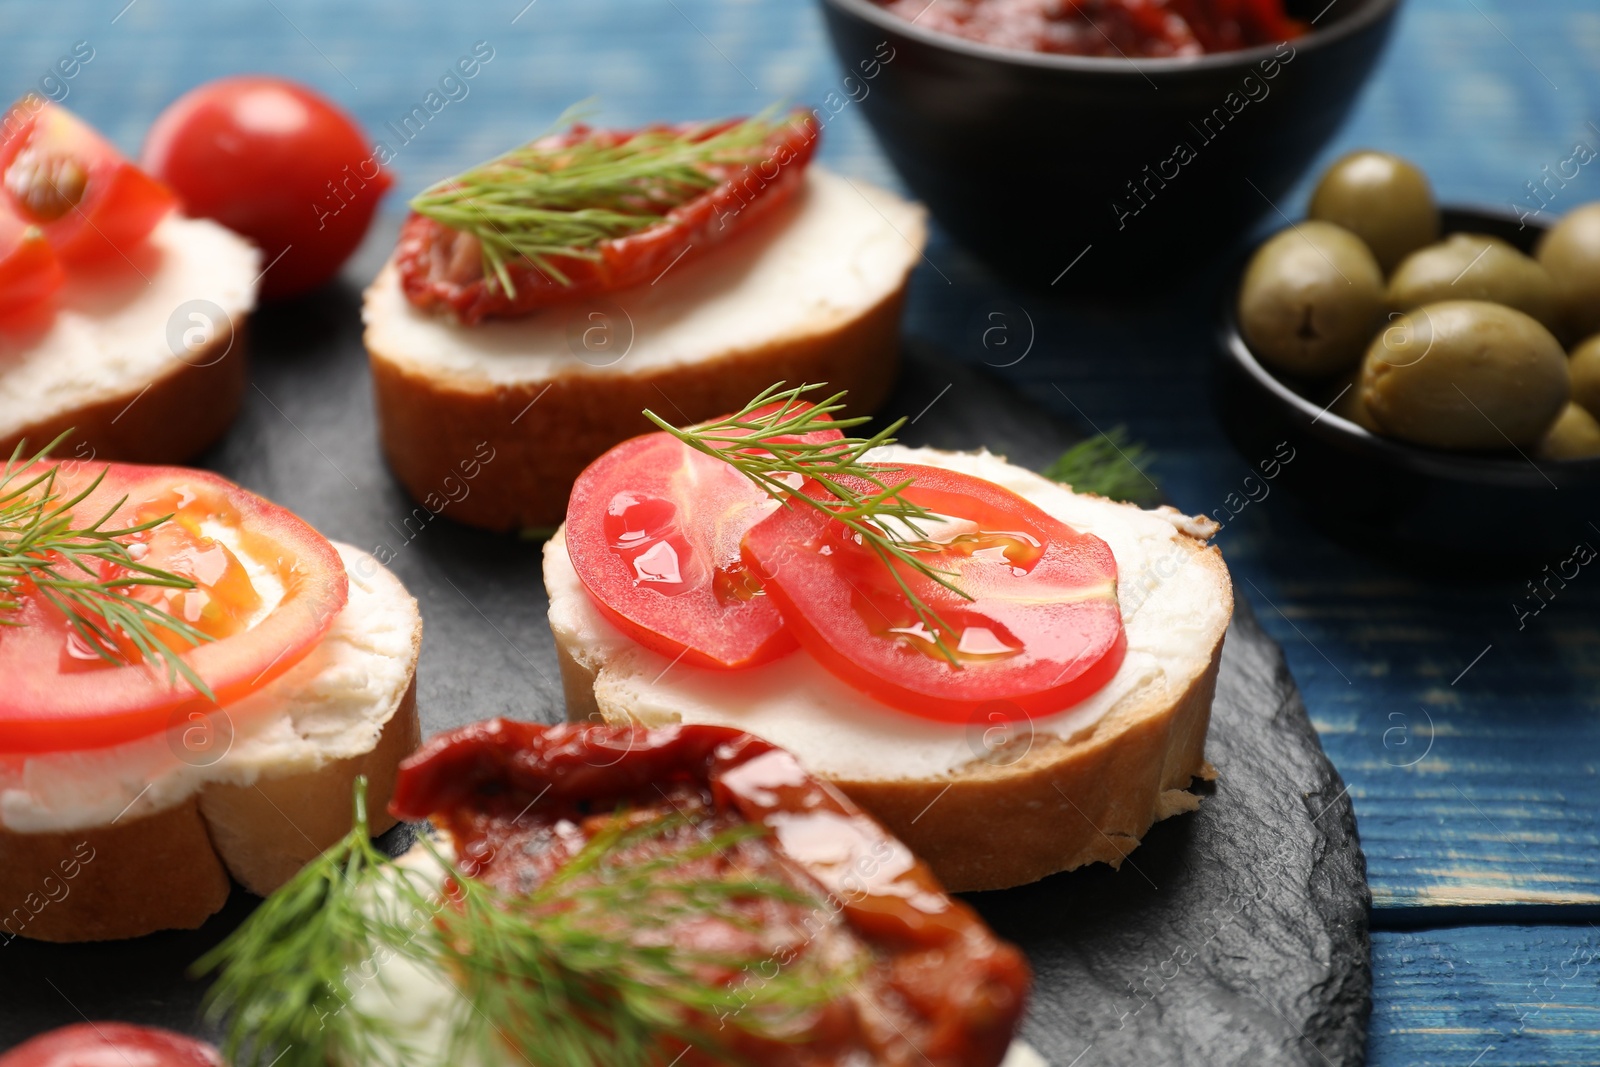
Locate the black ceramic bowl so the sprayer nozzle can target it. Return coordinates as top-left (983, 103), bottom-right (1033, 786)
top-left (1216, 206), bottom-right (1600, 559)
top-left (820, 0), bottom-right (1401, 291)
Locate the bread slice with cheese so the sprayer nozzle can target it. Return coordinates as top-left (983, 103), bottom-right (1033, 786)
top-left (364, 167), bottom-right (926, 532)
top-left (0, 544), bottom-right (422, 942)
top-left (0, 214), bottom-right (257, 465)
top-left (545, 446), bottom-right (1232, 892)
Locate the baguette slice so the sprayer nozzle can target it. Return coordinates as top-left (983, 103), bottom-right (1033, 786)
top-left (545, 446), bottom-right (1232, 892)
top-left (0, 543), bottom-right (422, 942)
top-left (0, 214), bottom-right (257, 464)
top-left (364, 167), bottom-right (926, 532)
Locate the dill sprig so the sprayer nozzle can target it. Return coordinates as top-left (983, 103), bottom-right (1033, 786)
top-left (410, 103), bottom-right (793, 296)
top-left (1043, 427), bottom-right (1161, 507)
top-left (0, 432), bottom-right (213, 696)
top-left (198, 780), bottom-right (857, 1067)
top-left (643, 383), bottom-right (973, 665)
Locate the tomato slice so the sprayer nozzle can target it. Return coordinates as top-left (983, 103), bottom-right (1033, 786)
top-left (396, 110), bottom-right (819, 323)
top-left (0, 462), bottom-right (347, 754)
top-left (1, 99), bottom-right (176, 265)
top-left (741, 463), bottom-right (1126, 721)
top-left (565, 408), bottom-right (841, 670)
top-left (0, 1023), bottom-right (221, 1067)
top-left (0, 209), bottom-right (64, 320)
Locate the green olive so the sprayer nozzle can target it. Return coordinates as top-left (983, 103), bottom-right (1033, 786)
top-left (1308, 151), bottom-right (1439, 273)
top-left (1238, 221), bottom-right (1385, 377)
top-left (1536, 202), bottom-right (1600, 340)
top-left (1571, 334), bottom-right (1600, 418)
top-left (1387, 234), bottom-right (1561, 334)
top-left (1329, 373), bottom-right (1382, 432)
top-left (1538, 402), bottom-right (1600, 459)
top-left (1360, 300), bottom-right (1570, 450)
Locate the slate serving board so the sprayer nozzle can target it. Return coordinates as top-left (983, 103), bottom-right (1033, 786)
top-left (0, 275), bottom-right (1370, 1066)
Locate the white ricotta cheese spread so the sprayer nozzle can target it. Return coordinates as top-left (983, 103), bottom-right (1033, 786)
top-left (0, 543), bottom-right (420, 832)
top-left (362, 167), bottom-right (927, 385)
top-left (0, 214), bottom-right (260, 439)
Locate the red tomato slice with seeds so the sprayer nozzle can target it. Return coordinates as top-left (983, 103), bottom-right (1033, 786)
top-left (1, 100), bottom-right (176, 265)
top-left (565, 408), bottom-right (842, 670)
top-left (741, 463), bottom-right (1126, 721)
top-left (0, 462), bottom-right (347, 754)
top-left (0, 209), bottom-right (64, 320)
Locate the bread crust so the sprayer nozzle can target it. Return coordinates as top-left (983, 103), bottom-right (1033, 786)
top-left (0, 610), bottom-right (421, 943)
top-left (557, 541), bottom-right (1232, 893)
top-left (368, 286), bottom-right (906, 532)
top-left (0, 797), bottom-right (230, 944)
top-left (200, 675), bottom-right (421, 897)
top-left (0, 322), bottom-right (247, 464)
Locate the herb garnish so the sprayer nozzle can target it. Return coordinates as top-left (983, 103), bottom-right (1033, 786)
top-left (1044, 426), bottom-right (1161, 507)
top-left (643, 383), bottom-right (972, 665)
top-left (0, 432), bottom-right (212, 695)
top-left (410, 104), bottom-right (795, 297)
top-left (198, 780), bottom-right (857, 1067)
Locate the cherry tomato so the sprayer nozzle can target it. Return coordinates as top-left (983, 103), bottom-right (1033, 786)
top-left (0, 1023), bottom-right (221, 1067)
top-left (0, 462), bottom-right (348, 754)
top-left (142, 76), bottom-right (392, 299)
top-left (565, 406), bottom-right (841, 670)
top-left (0, 209), bottom-right (65, 320)
top-left (741, 463), bottom-right (1126, 721)
top-left (0, 100), bottom-right (176, 265)
top-left (396, 110), bottom-right (819, 323)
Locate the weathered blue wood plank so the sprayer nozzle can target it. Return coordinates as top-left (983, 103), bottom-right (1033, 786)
top-left (1369, 926), bottom-right (1600, 1065)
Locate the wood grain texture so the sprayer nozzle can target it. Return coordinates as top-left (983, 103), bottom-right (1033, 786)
top-left (1368, 927), bottom-right (1600, 1066)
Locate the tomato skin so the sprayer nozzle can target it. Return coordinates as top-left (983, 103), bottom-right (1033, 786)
top-left (142, 76), bottom-right (392, 299)
top-left (566, 435), bottom-right (795, 670)
top-left (0, 1023), bottom-right (221, 1067)
top-left (393, 719), bottom-right (1033, 1067)
top-left (566, 406), bottom-right (841, 670)
top-left (396, 110), bottom-right (819, 323)
top-left (741, 463), bottom-right (1126, 721)
top-left (0, 463), bottom-right (348, 754)
top-left (0, 214), bottom-right (65, 319)
top-left (0, 100), bottom-right (176, 266)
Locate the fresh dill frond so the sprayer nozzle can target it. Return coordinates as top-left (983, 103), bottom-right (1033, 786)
top-left (195, 782), bottom-right (413, 1067)
top-left (0, 431), bottom-right (213, 695)
top-left (198, 780), bottom-right (858, 1067)
top-left (410, 104), bottom-right (795, 296)
top-left (1043, 427), bottom-right (1161, 507)
top-left (643, 383), bottom-right (975, 666)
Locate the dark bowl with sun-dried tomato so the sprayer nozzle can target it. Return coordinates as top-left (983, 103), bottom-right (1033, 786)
top-left (819, 0), bottom-right (1402, 293)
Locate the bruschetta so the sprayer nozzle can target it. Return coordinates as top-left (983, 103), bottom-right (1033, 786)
top-left (363, 109), bottom-right (924, 531)
top-left (202, 720), bottom-right (1032, 1067)
top-left (0, 99), bottom-right (256, 465)
top-left (542, 388), bottom-right (1233, 891)
top-left (0, 448), bottom-right (420, 942)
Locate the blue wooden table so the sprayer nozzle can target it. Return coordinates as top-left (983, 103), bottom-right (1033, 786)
top-left (9, 1), bottom-right (1600, 1063)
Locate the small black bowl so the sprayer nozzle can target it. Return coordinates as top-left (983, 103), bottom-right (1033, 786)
top-left (819, 0), bottom-right (1401, 291)
top-left (1215, 206), bottom-right (1600, 559)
